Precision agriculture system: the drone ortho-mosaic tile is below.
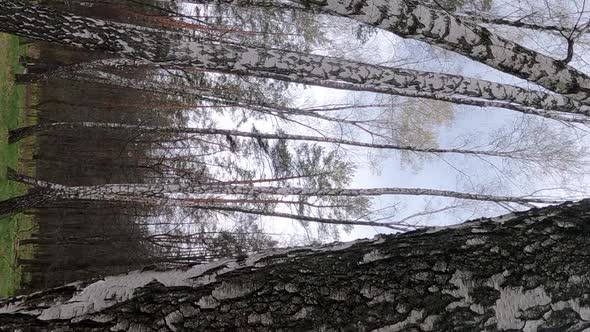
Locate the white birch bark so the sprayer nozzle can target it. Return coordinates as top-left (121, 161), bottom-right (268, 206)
top-left (2, 200), bottom-right (590, 331)
top-left (2, 0), bottom-right (590, 117)
top-left (62, 68), bottom-right (590, 123)
top-left (276, 0), bottom-right (590, 103)
top-left (9, 171), bottom-right (560, 206)
top-left (66, 183), bottom-right (562, 204)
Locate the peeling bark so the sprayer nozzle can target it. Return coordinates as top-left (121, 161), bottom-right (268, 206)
top-left (2, 0), bottom-right (590, 117)
top-left (2, 200), bottom-right (590, 331)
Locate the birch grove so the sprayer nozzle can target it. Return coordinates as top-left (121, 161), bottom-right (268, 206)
top-left (1, 0), bottom-right (590, 328)
top-left (2, 0), bottom-right (590, 119)
top-left (0, 0), bottom-right (587, 227)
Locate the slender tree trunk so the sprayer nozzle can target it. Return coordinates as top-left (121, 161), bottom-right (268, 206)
top-left (1, 0), bottom-right (589, 117)
top-left (2, 200), bottom-right (590, 331)
top-left (65, 68), bottom-right (590, 123)
top-left (63, 182), bottom-right (563, 205)
top-left (194, 204), bottom-right (410, 230)
top-left (0, 189), bottom-right (56, 221)
top-left (7, 121), bottom-right (548, 162)
top-left (16, 60), bottom-right (588, 122)
top-left (6, 171), bottom-right (562, 207)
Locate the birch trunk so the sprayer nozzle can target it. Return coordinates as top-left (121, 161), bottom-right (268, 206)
top-left (2, 0), bottom-right (589, 117)
top-left (279, 0), bottom-right (590, 102)
top-left (0, 190), bottom-right (56, 221)
top-left (7, 121), bottom-right (552, 163)
top-left (8, 172), bottom-right (562, 206)
top-left (194, 205), bottom-right (411, 230)
top-left (62, 68), bottom-right (590, 123)
top-left (2, 200), bottom-right (590, 331)
top-left (65, 182), bottom-right (562, 205)
top-left (0, 170), bottom-right (561, 223)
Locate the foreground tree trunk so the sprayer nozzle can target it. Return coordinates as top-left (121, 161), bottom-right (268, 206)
top-left (0, 189), bottom-right (56, 220)
top-left (2, 200), bottom-right (590, 331)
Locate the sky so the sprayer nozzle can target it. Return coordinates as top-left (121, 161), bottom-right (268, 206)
top-left (178, 0), bottom-right (590, 244)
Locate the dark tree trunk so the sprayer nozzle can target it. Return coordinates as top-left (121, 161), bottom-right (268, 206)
top-left (0, 189), bottom-right (55, 221)
top-left (2, 200), bottom-right (590, 331)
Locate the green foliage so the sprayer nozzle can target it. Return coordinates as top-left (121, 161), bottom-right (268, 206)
top-left (208, 215), bottom-right (278, 257)
top-left (394, 99), bottom-right (455, 172)
top-left (269, 141), bottom-right (371, 239)
top-left (201, 5), bottom-right (329, 52)
top-left (270, 139), bottom-right (291, 178)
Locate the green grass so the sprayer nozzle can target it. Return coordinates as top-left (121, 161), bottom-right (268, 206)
top-left (0, 33), bottom-right (35, 297)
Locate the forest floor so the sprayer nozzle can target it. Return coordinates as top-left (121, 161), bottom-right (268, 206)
top-left (0, 33), bottom-right (36, 297)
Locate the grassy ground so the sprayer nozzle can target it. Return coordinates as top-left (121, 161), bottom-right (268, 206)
top-left (0, 33), bottom-right (35, 297)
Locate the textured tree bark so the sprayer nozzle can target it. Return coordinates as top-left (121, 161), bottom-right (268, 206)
top-left (1, 0), bottom-right (589, 117)
top-left (180, 0), bottom-right (590, 102)
top-left (2, 200), bottom-right (590, 331)
top-left (7, 171), bottom-right (562, 206)
top-left (60, 182), bottom-right (562, 205)
top-left (0, 169), bottom-right (60, 220)
top-left (0, 189), bottom-right (56, 221)
top-left (260, 0), bottom-right (590, 102)
top-left (44, 68), bottom-right (590, 124)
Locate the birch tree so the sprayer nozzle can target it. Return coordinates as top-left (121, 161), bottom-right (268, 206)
top-left (227, 0), bottom-right (590, 103)
top-left (45, 66), bottom-right (590, 124)
top-left (0, 169), bottom-right (566, 224)
top-left (2, 200), bottom-right (590, 331)
top-left (2, 0), bottom-right (590, 120)
top-left (8, 120), bottom-right (586, 173)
